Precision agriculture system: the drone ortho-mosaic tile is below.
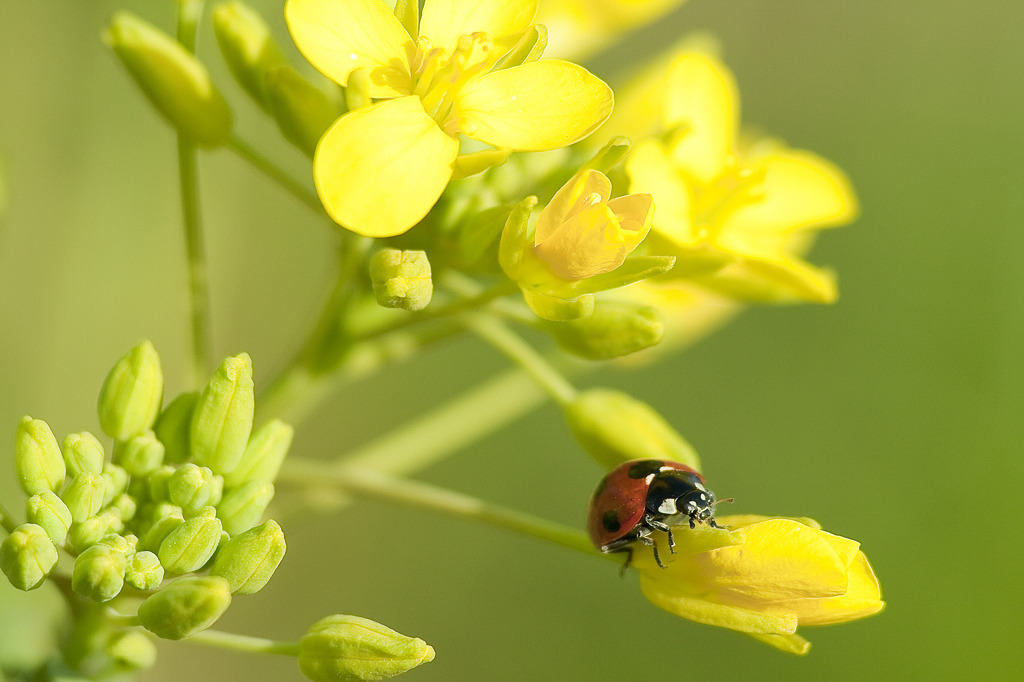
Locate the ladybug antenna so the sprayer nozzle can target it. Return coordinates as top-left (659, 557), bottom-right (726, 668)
top-left (712, 497), bottom-right (735, 508)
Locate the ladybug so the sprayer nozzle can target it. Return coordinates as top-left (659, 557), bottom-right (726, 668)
top-left (587, 459), bottom-right (727, 569)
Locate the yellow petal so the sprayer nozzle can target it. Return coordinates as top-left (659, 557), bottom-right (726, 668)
top-left (536, 170), bottom-right (611, 243)
top-left (314, 97), bottom-right (458, 237)
top-left (626, 140), bottom-right (695, 245)
top-left (456, 60), bottom-right (613, 150)
top-left (790, 552), bottom-right (885, 626)
top-left (724, 148), bottom-right (858, 235)
top-left (663, 51), bottom-right (738, 183)
top-left (745, 631), bottom-right (811, 655)
top-left (700, 255), bottom-right (838, 303)
top-left (640, 578), bottom-right (799, 634)
top-left (285, 0), bottom-right (412, 98)
top-left (607, 193), bottom-right (654, 237)
top-left (535, 203), bottom-right (635, 278)
top-left (420, 0), bottom-right (537, 56)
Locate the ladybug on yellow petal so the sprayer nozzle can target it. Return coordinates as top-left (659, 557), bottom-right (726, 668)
top-left (587, 459), bottom-right (726, 569)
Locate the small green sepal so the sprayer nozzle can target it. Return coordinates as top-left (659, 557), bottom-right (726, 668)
top-left (494, 24), bottom-right (548, 69)
top-left (97, 341), bottom-right (164, 441)
top-left (210, 519), bottom-right (286, 594)
top-left (522, 289), bottom-right (595, 321)
top-left (451, 149), bottom-right (511, 180)
top-left (498, 196), bottom-right (538, 280)
top-left (298, 615), bottom-right (435, 682)
top-left (15, 416), bottom-right (66, 496)
top-left (191, 353), bottom-right (255, 475)
top-left (0, 523), bottom-right (58, 591)
top-left (138, 575), bottom-right (232, 640)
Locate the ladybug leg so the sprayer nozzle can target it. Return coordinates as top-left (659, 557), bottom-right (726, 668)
top-left (634, 526), bottom-right (667, 569)
top-left (645, 517), bottom-right (676, 556)
top-left (619, 547), bottom-right (633, 576)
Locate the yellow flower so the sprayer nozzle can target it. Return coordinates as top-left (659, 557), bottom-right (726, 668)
top-left (633, 514), bottom-right (884, 654)
top-left (286, 0), bottom-right (614, 237)
top-left (539, 0), bottom-right (688, 60)
top-left (624, 49), bottom-right (857, 302)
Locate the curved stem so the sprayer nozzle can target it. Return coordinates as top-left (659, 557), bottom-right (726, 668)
top-left (185, 629), bottom-right (300, 657)
top-left (227, 135), bottom-right (323, 214)
top-left (0, 500), bottom-right (18, 534)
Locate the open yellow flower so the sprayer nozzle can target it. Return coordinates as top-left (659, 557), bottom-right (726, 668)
top-left (286, 0), bottom-right (614, 237)
top-left (624, 49), bottom-right (857, 302)
top-left (633, 514), bottom-right (884, 654)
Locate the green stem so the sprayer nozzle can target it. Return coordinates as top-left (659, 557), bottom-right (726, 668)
top-left (227, 135), bottom-right (323, 214)
top-left (186, 629), bottom-right (300, 657)
top-left (0, 500), bottom-right (17, 534)
top-left (177, 0), bottom-right (210, 386)
top-left (280, 460), bottom-right (596, 556)
top-left (459, 312), bottom-right (578, 405)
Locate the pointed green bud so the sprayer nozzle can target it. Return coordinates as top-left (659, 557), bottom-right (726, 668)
top-left (102, 463), bottom-right (130, 506)
top-left (191, 353), bottom-right (255, 475)
top-left (266, 65), bottom-right (341, 157)
top-left (105, 13), bottom-right (232, 147)
top-left (210, 519), bottom-right (286, 594)
top-left (158, 507), bottom-right (222, 574)
top-left (15, 416), bottom-right (66, 495)
top-left (223, 420), bottom-right (294, 488)
top-left (125, 550), bottom-right (165, 591)
top-left (26, 491), bottom-right (73, 545)
top-left (72, 543), bottom-right (128, 602)
top-left (154, 391), bottom-right (198, 464)
top-left (167, 463), bottom-right (218, 514)
top-left (0, 524), bottom-right (58, 591)
top-left (212, 1), bottom-right (286, 110)
top-left (138, 575), bottom-right (232, 640)
top-left (109, 493), bottom-right (138, 523)
top-left (369, 249), bottom-right (432, 312)
top-left (522, 289), bottom-right (595, 321)
top-left (62, 431), bottom-right (105, 478)
top-left (217, 480), bottom-right (273, 536)
top-left (544, 300), bottom-right (664, 359)
top-left (61, 472), bottom-right (109, 523)
top-left (298, 615), bottom-right (435, 682)
top-left (564, 389), bottom-right (701, 470)
top-left (67, 510), bottom-right (124, 552)
top-left (114, 431), bottom-right (165, 476)
top-left (97, 341), bottom-right (164, 441)
top-left (106, 630), bottom-right (157, 671)
top-left (139, 509), bottom-right (184, 553)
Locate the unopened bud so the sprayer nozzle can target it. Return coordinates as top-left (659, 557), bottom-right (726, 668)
top-left (167, 463), bottom-right (218, 514)
top-left (212, 1), bottom-right (286, 110)
top-left (369, 249), bottom-right (432, 312)
top-left (115, 431), bottom-right (165, 476)
top-left (61, 472), bottom-right (109, 523)
top-left (72, 543), bottom-right (128, 602)
top-left (15, 416), bottom-right (66, 495)
top-left (103, 463), bottom-right (130, 506)
top-left (97, 341), bottom-right (164, 441)
top-left (158, 507), bottom-right (223, 574)
top-left (109, 493), bottom-right (138, 523)
top-left (138, 575), bottom-right (232, 640)
top-left (147, 465), bottom-right (176, 503)
top-left (105, 13), bottom-right (232, 147)
top-left (125, 550), bottom-right (165, 591)
top-left (0, 523), bottom-right (58, 591)
top-left (140, 509), bottom-right (184, 553)
top-left (210, 519), bottom-right (286, 594)
top-left (106, 630), bottom-right (158, 671)
top-left (25, 491), bottom-right (73, 545)
top-left (62, 431), bottom-right (105, 477)
top-left (191, 353), bottom-right (254, 475)
top-left (266, 65), bottom-right (341, 157)
top-left (223, 420), bottom-right (293, 488)
top-left (545, 300), bottom-right (663, 359)
top-left (217, 480), bottom-right (273, 536)
top-left (564, 389), bottom-right (700, 470)
top-left (522, 288), bottom-right (595, 321)
top-left (153, 391), bottom-right (198, 464)
top-left (298, 615), bottom-right (435, 682)
top-left (67, 510), bottom-right (124, 552)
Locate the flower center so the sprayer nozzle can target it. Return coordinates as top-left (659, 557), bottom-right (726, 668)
top-left (691, 164), bottom-right (766, 240)
top-left (411, 33), bottom-right (496, 136)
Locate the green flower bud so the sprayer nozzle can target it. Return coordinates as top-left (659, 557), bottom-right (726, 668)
top-left (210, 519), bottom-right (286, 594)
top-left (167, 463), bottom-right (218, 514)
top-left (212, 1), bottom-right (287, 110)
top-left (217, 481), bottom-right (273, 536)
top-left (0, 524), bottom-right (58, 591)
top-left (153, 391), bottom-right (198, 464)
top-left (103, 463), bottom-right (130, 506)
top-left (298, 615), bottom-right (435, 682)
top-left (369, 249), bottom-right (432, 312)
top-left (25, 491), bottom-right (73, 545)
top-left (109, 493), bottom-right (138, 523)
top-left (99, 532), bottom-right (138, 555)
top-left (191, 353), bottom-right (254, 475)
top-left (106, 630), bottom-right (157, 671)
top-left (61, 472), bottom-right (109, 523)
top-left (72, 543), bottom-right (128, 602)
top-left (114, 431), bottom-right (165, 476)
top-left (138, 575), bottom-right (232, 640)
top-left (564, 389), bottom-right (701, 470)
top-left (139, 509), bottom-right (184, 553)
top-left (68, 510), bottom-right (124, 552)
top-left (105, 13), bottom-right (232, 147)
top-left (62, 431), bottom-right (105, 477)
top-left (223, 419), bottom-right (294, 488)
top-left (522, 289), bottom-right (595, 321)
top-left (97, 341), bottom-right (164, 441)
top-left (544, 301), bottom-right (664, 360)
top-left (147, 465), bottom-right (176, 502)
top-left (158, 507), bottom-right (222, 574)
top-left (15, 416), bottom-right (66, 495)
top-left (125, 550), bottom-right (165, 591)
top-left (266, 65), bottom-right (341, 157)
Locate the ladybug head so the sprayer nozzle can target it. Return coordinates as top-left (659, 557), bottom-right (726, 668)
top-left (678, 488), bottom-right (716, 528)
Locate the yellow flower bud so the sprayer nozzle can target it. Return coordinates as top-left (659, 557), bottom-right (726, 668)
top-left (97, 341), bottom-right (164, 441)
top-left (298, 615), bottom-right (435, 682)
top-left (62, 431), bottom-right (105, 477)
top-left (564, 389), bottom-right (700, 470)
top-left (72, 543), bottom-right (128, 602)
top-left (222, 419), bottom-right (294, 488)
top-left (153, 391), bottom-right (198, 464)
top-left (266, 65), bottom-right (342, 157)
top-left (369, 249), bottom-right (433, 312)
top-left (212, 1), bottom-right (287, 110)
top-left (105, 13), bottom-right (233, 147)
top-left (544, 300), bottom-right (664, 359)
top-left (0, 523), bottom-right (58, 591)
top-left (15, 416), bottom-right (66, 496)
top-left (217, 480), bottom-right (274, 536)
top-left (210, 519), bottom-right (286, 594)
top-left (138, 575), bottom-right (232, 640)
top-left (191, 353), bottom-right (255, 475)
top-left (61, 472), bottom-right (109, 523)
top-left (158, 507), bottom-right (223, 575)
top-left (26, 491), bottom-right (73, 545)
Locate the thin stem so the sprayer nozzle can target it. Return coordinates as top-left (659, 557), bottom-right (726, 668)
top-left (185, 629), bottom-right (300, 657)
top-left (280, 460), bottom-right (596, 556)
top-left (177, 0), bottom-right (210, 386)
top-left (227, 135), bottom-right (323, 214)
top-left (459, 312), bottom-right (578, 405)
top-left (0, 500), bottom-right (17, 534)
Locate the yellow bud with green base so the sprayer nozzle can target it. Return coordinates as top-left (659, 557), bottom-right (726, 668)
top-left (138, 575), bottom-right (232, 640)
top-left (158, 507), bottom-right (223, 574)
top-left (97, 341), bottom-right (164, 441)
top-left (210, 519), bottom-right (286, 594)
top-left (62, 431), bottom-right (105, 478)
top-left (298, 615), bottom-right (435, 682)
top-left (191, 353), bottom-right (255, 475)
top-left (0, 523), bottom-right (58, 591)
top-left (15, 416), bottom-right (66, 496)
top-left (25, 491), bottom-right (73, 544)
top-left (72, 543), bottom-right (128, 602)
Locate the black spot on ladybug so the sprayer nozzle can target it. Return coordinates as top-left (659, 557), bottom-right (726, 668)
top-left (627, 460), bottom-right (663, 479)
top-left (602, 509), bottom-right (621, 533)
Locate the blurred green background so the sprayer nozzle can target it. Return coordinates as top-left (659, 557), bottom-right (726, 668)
top-left (1, 0), bottom-right (1022, 679)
